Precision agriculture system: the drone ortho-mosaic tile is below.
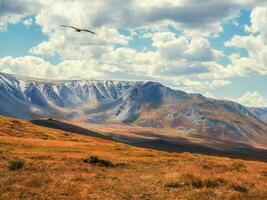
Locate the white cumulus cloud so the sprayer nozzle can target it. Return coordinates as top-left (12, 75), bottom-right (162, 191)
top-left (226, 91), bottom-right (267, 107)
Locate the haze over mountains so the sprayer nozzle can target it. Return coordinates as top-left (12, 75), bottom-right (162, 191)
top-left (0, 72), bottom-right (267, 146)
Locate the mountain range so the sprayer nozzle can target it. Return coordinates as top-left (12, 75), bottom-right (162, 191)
top-left (0, 72), bottom-right (267, 146)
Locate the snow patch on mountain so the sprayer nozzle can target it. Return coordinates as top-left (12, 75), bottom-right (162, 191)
top-left (0, 72), bottom-right (139, 109)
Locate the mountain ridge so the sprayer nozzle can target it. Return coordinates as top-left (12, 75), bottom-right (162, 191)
top-left (0, 72), bottom-right (267, 146)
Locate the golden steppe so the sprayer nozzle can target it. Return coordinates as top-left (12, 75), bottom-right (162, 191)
top-left (0, 116), bottom-right (267, 200)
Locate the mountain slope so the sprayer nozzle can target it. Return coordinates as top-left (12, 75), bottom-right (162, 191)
top-left (0, 72), bottom-right (138, 119)
top-left (0, 72), bottom-right (266, 146)
top-left (86, 82), bottom-right (267, 145)
top-left (248, 107), bottom-right (267, 124)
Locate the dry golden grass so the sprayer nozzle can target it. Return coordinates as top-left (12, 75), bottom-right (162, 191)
top-left (0, 116), bottom-right (267, 200)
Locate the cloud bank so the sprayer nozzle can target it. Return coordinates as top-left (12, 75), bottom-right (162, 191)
top-left (0, 0), bottom-right (266, 106)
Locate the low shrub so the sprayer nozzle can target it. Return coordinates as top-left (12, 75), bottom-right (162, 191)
top-left (82, 156), bottom-right (113, 168)
top-left (9, 159), bottom-right (24, 171)
top-left (203, 178), bottom-right (226, 188)
top-left (165, 181), bottom-right (181, 188)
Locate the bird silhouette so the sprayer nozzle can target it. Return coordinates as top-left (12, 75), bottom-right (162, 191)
top-left (61, 25), bottom-right (96, 34)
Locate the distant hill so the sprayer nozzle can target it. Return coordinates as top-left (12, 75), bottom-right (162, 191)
top-left (31, 118), bottom-right (111, 140)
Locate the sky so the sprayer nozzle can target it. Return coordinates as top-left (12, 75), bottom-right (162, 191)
top-left (0, 0), bottom-right (267, 107)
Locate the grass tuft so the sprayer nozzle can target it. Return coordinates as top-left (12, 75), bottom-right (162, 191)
top-left (230, 183), bottom-right (248, 193)
top-left (165, 174), bottom-right (227, 189)
top-left (230, 161), bottom-right (246, 172)
top-left (183, 174), bottom-right (204, 188)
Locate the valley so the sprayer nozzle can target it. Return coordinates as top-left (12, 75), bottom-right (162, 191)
top-left (35, 118), bottom-right (267, 161)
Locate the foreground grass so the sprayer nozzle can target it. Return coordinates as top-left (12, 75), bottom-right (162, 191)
top-left (0, 116), bottom-right (267, 200)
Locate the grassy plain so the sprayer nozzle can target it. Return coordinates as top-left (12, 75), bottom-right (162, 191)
top-left (0, 116), bottom-right (267, 200)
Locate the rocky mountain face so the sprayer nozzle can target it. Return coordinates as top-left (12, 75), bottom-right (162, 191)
top-left (0, 72), bottom-right (267, 145)
top-left (0, 72), bottom-right (138, 119)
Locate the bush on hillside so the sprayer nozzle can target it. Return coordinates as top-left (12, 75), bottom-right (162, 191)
top-left (9, 159), bottom-right (24, 171)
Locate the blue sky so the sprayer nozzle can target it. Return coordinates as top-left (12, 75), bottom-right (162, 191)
top-left (0, 20), bottom-right (46, 57)
top-left (0, 0), bottom-right (267, 107)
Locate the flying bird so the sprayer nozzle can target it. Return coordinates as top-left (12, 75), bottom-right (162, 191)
top-left (61, 25), bottom-right (96, 35)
